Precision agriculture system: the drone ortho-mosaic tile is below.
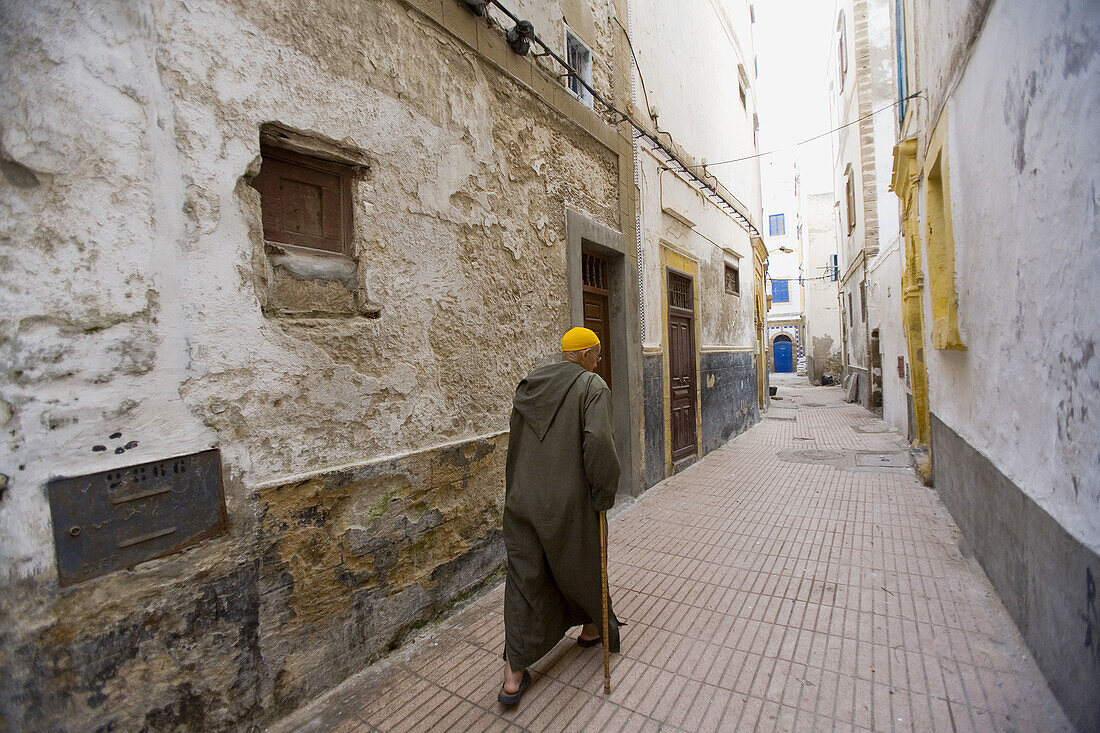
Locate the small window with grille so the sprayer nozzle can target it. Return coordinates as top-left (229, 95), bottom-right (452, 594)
top-left (582, 251), bottom-right (608, 291)
top-left (668, 271), bottom-right (693, 310)
top-left (565, 27), bottom-right (594, 108)
top-left (724, 262), bottom-right (740, 296)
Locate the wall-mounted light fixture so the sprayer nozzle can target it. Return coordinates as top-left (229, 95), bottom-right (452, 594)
top-left (460, 0), bottom-right (488, 15)
top-left (507, 20), bottom-right (534, 55)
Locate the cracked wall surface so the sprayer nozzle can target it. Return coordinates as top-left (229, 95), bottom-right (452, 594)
top-left (898, 1), bottom-right (1099, 728)
top-left (0, 0), bottom-right (625, 728)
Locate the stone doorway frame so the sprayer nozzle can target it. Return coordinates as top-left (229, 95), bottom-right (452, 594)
top-left (566, 209), bottom-right (642, 497)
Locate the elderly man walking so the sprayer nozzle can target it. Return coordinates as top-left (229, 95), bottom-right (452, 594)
top-left (498, 327), bottom-right (622, 705)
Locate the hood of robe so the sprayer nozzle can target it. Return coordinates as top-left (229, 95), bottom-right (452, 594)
top-left (512, 361), bottom-right (589, 441)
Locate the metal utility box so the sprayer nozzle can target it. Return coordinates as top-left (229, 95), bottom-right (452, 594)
top-left (47, 448), bottom-right (227, 586)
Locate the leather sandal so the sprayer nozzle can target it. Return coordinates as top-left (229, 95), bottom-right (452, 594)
top-left (576, 636), bottom-right (601, 648)
top-left (497, 669), bottom-right (531, 706)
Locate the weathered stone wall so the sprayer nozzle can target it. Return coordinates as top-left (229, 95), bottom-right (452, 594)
top-left (0, 0), bottom-right (626, 728)
top-left (699, 351), bottom-right (757, 454)
top-left (642, 354), bottom-right (665, 488)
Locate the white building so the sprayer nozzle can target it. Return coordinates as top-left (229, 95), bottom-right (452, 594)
top-left (630, 0), bottom-right (765, 473)
top-left (761, 157), bottom-right (804, 374)
top-left (801, 191), bottom-right (843, 384)
top-left (891, 0), bottom-right (1100, 727)
top-left (826, 0), bottom-right (903, 408)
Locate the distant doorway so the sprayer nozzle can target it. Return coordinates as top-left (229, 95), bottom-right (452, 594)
top-left (668, 270), bottom-right (697, 463)
top-left (773, 335), bottom-right (794, 373)
top-left (582, 250), bottom-right (613, 389)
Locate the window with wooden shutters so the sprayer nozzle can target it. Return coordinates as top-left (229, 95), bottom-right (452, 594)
top-left (255, 145), bottom-right (354, 255)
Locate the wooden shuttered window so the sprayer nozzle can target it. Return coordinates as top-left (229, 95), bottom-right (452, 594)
top-left (255, 146), bottom-right (354, 255)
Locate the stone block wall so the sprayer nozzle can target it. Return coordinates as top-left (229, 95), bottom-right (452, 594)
top-left (0, 0), bottom-right (628, 728)
top-left (699, 351), bottom-right (758, 454)
top-left (0, 435), bottom-right (508, 731)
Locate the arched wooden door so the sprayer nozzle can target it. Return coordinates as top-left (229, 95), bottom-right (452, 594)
top-left (773, 335), bottom-right (794, 373)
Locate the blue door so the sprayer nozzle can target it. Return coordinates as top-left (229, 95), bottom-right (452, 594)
top-left (773, 338), bottom-right (793, 373)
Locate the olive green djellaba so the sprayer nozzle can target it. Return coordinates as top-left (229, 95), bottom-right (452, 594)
top-left (502, 360), bottom-right (621, 669)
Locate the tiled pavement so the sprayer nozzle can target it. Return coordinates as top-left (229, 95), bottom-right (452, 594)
top-left (273, 375), bottom-right (1072, 732)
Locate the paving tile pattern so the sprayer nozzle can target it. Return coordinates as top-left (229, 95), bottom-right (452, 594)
top-left (274, 377), bottom-right (1072, 732)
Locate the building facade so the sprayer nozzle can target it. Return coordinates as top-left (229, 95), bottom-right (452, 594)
top-left (630, 0), bottom-right (764, 481)
top-left (762, 158), bottom-right (804, 375)
top-left (890, 0), bottom-right (1100, 728)
top-left (801, 191), bottom-right (843, 384)
top-left (827, 0), bottom-right (902, 409)
top-left (0, 0), bottom-right (643, 728)
top-left (0, 0), bottom-right (765, 728)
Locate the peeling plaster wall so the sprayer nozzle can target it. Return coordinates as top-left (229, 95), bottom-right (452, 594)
top-left (631, 0), bottom-right (760, 352)
top-left (0, 0), bottom-right (624, 728)
top-left (907, 0), bottom-right (1100, 556)
top-left (639, 162), bottom-right (756, 351)
top-left (900, 0), bottom-right (1100, 727)
top-left (628, 0), bottom-right (760, 478)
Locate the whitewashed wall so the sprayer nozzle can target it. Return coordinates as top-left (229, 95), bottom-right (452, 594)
top-left (868, 236), bottom-right (908, 434)
top-left (631, 0), bottom-right (760, 349)
top-left (913, 0), bottom-right (1100, 548)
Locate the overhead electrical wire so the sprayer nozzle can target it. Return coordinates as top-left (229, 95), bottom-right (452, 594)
top-left (475, 0), bottom-right (761, 238)
top-left (695, 91), bottom-right (927, 170)
top-left (469, 1), bottom-right (921, 240)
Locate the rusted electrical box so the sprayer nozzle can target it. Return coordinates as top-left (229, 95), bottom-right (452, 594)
top-left (47, 449), bottom-right (227, 586)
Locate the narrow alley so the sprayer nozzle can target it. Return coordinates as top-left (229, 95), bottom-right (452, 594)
top-left (274, 377), bottom-right (1069, 732)
top-left (3, 2), bottom-right (1097, 730)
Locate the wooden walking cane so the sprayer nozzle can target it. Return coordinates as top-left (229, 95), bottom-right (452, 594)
top-left (599, 510), bottom-right (611, 694)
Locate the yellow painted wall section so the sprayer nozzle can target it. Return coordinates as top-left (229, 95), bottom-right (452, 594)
top-left (751, 236), bottom-right (768, 408)
top-left (923, 114), bottom-right (966, 351)
top-left (890, 139), bottom-right (931, 450)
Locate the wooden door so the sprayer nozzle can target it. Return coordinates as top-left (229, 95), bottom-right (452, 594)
top-left (668, 271), bottom-right (697, 462)
top-left (582, 251), bottom-right (612, 389)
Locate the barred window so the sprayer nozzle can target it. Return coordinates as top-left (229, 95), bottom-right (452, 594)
top-left (724, 263), bottom-right (740, 296)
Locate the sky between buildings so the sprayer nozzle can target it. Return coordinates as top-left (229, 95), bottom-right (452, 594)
top-left (753, 0), bottom-right (836, 195)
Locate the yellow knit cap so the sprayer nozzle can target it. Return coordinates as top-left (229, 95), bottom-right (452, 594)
top-left (561, 327), bottom-right (600, 352)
